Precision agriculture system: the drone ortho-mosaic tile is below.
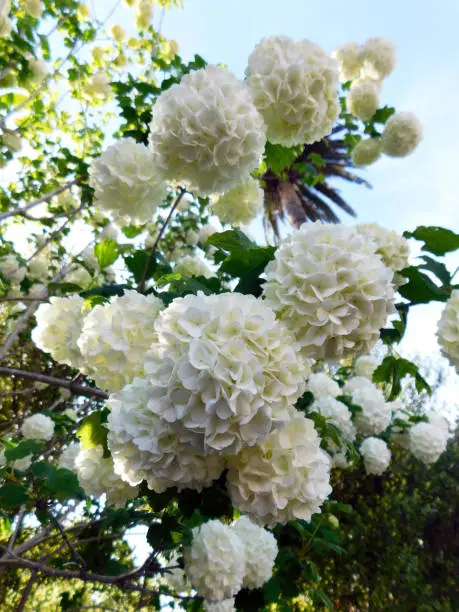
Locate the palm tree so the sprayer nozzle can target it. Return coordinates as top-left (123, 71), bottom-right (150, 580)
top-left (263, 125), bottom-right (369, 242)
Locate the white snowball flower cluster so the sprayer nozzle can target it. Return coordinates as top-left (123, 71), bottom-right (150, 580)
top-left (24, 0), bottom-right (43, 18)
top-left (144, 292), bottom-right (307, 455)
top-left (354, 354), bottom-right (379, 379)
top-left (174, 256), bottom-right (213, 279)
top-left (211, 178), bottom-right (264, 226)
top-left (361, 37), bottom-right (396, 81)
top-left (27, 57), bottom-right (47, 84)
top-left (0, 0), bottom-right (11, 37)
top-left (227, 412), bottom-right (332, 527)
top-left (347, 80), bottom-right (380, 121)
top-left (184, 520), bottom-right (246, 601)
top-left (32, 296), bottom-right (85, 368)
top-left (0, 450), bottom-right (32, 472)
top-left (1, 254), bottom-right (26, 284)
top-left (360, 437), bottom-right (391, 475)
top-left (22, 413), bottom-right (55, 442)
top-left (2, 131), bottom-right (21, 152)
top-left (75, 445), bottom-right (138, 507)
top-left (204, 599), bottom-right (235, 612)
top-left (332, 43), bottom-right (362, 82)
top-left (381, 112), bottom-right (422, 157)
top-left (437, 290), bottom-right (459, 372)
top-left (27, 254), bottom-right (50, 281)
top-left (67, 265), bottom-right (92, 289)
top-left (351, 138), bottom-right (381, 167)
top-left (246, 36), bottom-right (339, 146)
top-left (346, 380), bottom-right (391, 435)
top-left (408, 421), bottom-right (448, 465)
top-left (107, 378), bottom-right (225, 492)
top-left (342, 375), bottom-right (373, 395)
top-left (356, 222), bottom-right (410, 276)
top-left (149, 65), bottom-right (266, 196)
top-left (89, 138), bottom-right (167, 223)
top-left (78, 291), bottom-right (163, 392)
top-left (198, 220), bottom-right (222, 245)
top-left (310, 397), bottom-right (356, 444)
top-left (263, 223), bottom-right (394, 360)
top-left (231, 516), bottom-right (278, 589)
top-left (58, 442), bottom-right (81, 471)
top-left (87, 72), bottom-right (111, 97)
top-left (306, 372), bottom-right (340, 398)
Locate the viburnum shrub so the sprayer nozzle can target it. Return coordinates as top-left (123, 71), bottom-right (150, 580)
top-left (0, 2), bottom-right (457, 610)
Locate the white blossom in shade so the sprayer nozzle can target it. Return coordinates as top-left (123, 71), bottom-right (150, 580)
top-left (22, 413), bottom-right (55, 441)
top-left (89, 138), bottom-right (167, 223)
top-left (231, 516), bottom-right (278, 589)
top-left (354, 354), bottom-right (379, 379)
top-left (227, 412), bottom-right (332, 527)
top-left (356, 222), bottom-right (410, 275)
top-left (67, 265), bottom-right (93, 289)
top-left (27, 57), bottom-right (47, 83)
top-left (24, 0), bottom-right (43, 18)
top-left (27, 254), bottom-right (49, 280)
top-left (347, 80), bottom-right (380, 121)
top-left (78, 291), bottom-right (163, 392)
top-left (381, 112), bottom-right (422, 157)
top-left (409, 422), bottom-right (448, 464)
top-left (361, 37), bottom-right (396, 80)
top-left (174, 256), bottom-right (213, 279)
top-left (13, 455), bottom-right (32, 471)
top-left (332, 42), bottom-right (363, 82)
top-left (186, 228), bottom-right (199, 245)
top-left (204, 599), bottom-right (236, 612)
top-left (184, 520), bottom-right (245, 601)
top-left (246, 36), bottom-right (339, 147)
top-left (32, 296), bottom-right (85, 368)
top-left (149, 65), bottom-right (266, 196)
top-left (58, 442), bottom-right (81, 471)
top-left (306, 372), bottom-right (340, 398)
top-left (310, 397), bottom-right (356, 444)
top-left (351, 138), bottom-right (381, 167)
top-left (262, 223), bottom-right (395, 360)
top-left (1, 254), bottom-right (26, 284)
top-left (437, 290), bottom-right (459, 372)
top-left (75, 445), bottom-right (138, 507)
top-left (144, 292), bottom-right (307, 455)
top-left (360, 437), bottom-right (391, 475)
top-left (348, 383), bottom-right (391, 435)
top-left (211, 178), bottom-right (264, 226)
top-left (107, 378), bottom-right (225, 492)
top-left (426, 412), bottom-right (450, 437)
top-left (332, 451), bottom-right (352, 469)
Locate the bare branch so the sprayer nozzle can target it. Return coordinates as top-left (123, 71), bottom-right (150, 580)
top-left (0, 178), bottom-right (82, 223)
top-left (0, 367), bottom-right (108, 400)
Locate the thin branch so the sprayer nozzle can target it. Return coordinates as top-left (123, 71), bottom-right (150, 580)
top-left (16, 571), bottom-right (38, 612)
top-left (137, 188), bottom-right (186, 292)
top-left (7, 508), bottom-right (26, 552)
top-left (0, 367), bottom-right (108, 400)
top-left (47, 509), bottom-right (89, 572)
top-left (0, 296), bottom-right (49, 302)
top-left (0, 178), bottom-right (81, 222)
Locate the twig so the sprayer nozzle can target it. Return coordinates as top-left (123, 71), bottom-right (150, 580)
top-left (16, 571), bottom-right (38, 612)
top-left (0, 296), bottom-right (49, 302)
top-left (137, 188), bottom-right (186, 292)
top-left (7, 508), bottom-right (26, 552)
top-left (0, 367), bottom-right (108, 400)
top-left (47, 509), bottom-right (89, 573)
top-left (0, 178), bottom-right (81, 222)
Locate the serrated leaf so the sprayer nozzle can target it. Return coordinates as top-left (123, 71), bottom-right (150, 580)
top-left (122, 224), bottom-right (145, 238)
top-left (207, 229), bottom-right (255, 252)
top-left (372, 105), bottom-right (395, 124)
top-left (0, 483), bottom-right (29, 508)
top-left (404, 226), bottom-right (459, 256)
top-left (5, 440), bottom-right (44, 462)
top-left (94, 239), bottom-right (118, 269)
top-left (265, 142), bottom-right (303, 175)
top-left (373, 356), bottom-right (431, 400)
top-left (398, 267), bottom-right (450, 304)
top-left (418, 255), bottom-right (452, 285)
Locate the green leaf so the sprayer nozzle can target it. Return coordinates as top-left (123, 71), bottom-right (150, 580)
top-left (121, 224), bottom-right (145, 238)
top-left (124, 251), bottom-right (172, 284)
top-left (220, 246), bottom-right (275, 278)
top-left (206, 229), bottom-right (255, 252)
top-left (0, 483), bottom-right (29, 508)
top-left (380, 303), bottom-right (409, 345)
top-left (373, 356), bottom-right (431, 400)
top-left (418, 255), bottom-right (452, 285)
top-left (265, 142), bottom-right (303, 175)
top-left (371, 105), bottom-right (395, 124)
top-left (5, 440), bottom-right (44, 462)
top-left (160, 276), bottom-right (221, 303)
top-left (263, 577), bottom-right (282, 604)
top-left (313, 589), bottom-right (334, 609)
top-left (94, 239), bottom-right (119, 269)
top-left (76, 409), bottom-right (109, 456)
top-left (404, 226), bottom-right (459, 256)
top-left (398, 267), bottom-right (450, 304)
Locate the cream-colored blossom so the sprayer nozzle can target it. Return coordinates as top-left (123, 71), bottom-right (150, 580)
top-left (211, 178), bottom-right (264, 226)
top-left (348, 79), bottom-right (380, 121)
top-left (360, 436), bottom-right (391, 475)
top-left (381, 112), bottom-right (422, 157)
top-left (351, 138), bottom-right (381, 167)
